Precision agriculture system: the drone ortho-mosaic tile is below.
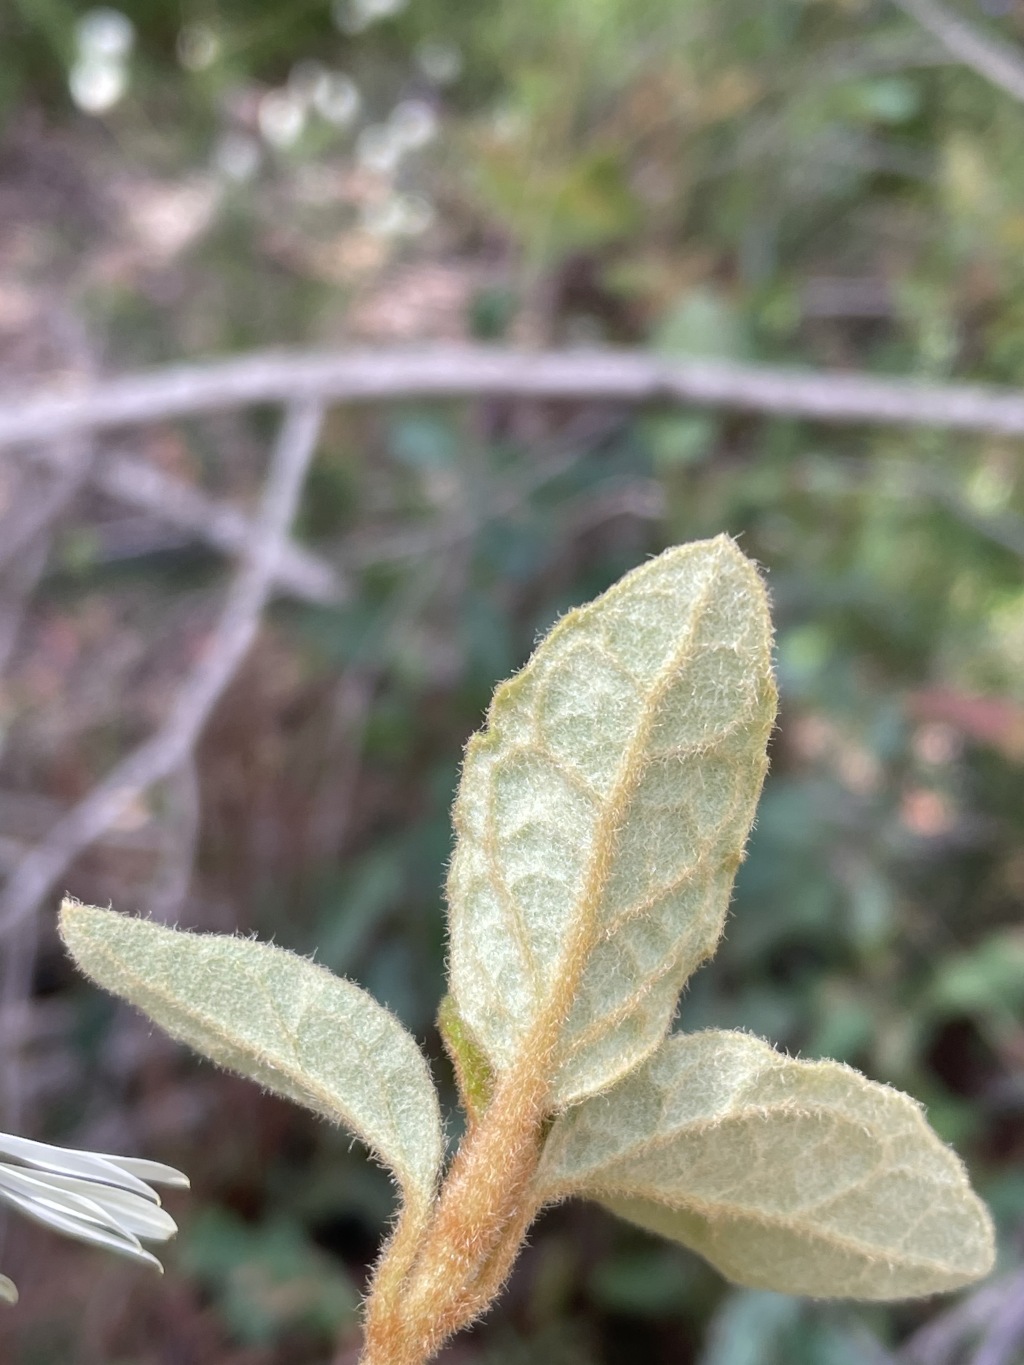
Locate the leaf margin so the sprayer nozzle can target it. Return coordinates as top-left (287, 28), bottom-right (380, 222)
top-left (446, 535), bottom-right (778, 1109)
top-left (59, 898), bottom-right (445, 1211)
top-left (536, 1028), bottom-right (995, 1300)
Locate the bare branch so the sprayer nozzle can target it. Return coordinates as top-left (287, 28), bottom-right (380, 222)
top-left (0, 443), bottom-right (86, 1127)
top-left (0, 437), bottom-right (95, 674)
top-left (18, 440), bottom-right (344, 604)
top-left (8, 347), bottom-right (1024, 445)
top-left (94, 449), bottom-right (344, 602)
top-left (0, 400), bottom-right (324, 947)
top-left (969, 1272), bottom-right (1024, 1365)
top-left (0, 440), bottom-right (92, 575)
top-left (0, 790), bottom-right (165, 854)
top-left (898, 1266), bottom-right (1024, 1365)
top-left (892, 0), bottom-right (1024, 104)
top-left (0, 329), bottom-right (102, 1134)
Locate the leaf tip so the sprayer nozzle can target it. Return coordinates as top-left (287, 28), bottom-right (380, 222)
top-left (59, 897), bottom-right (115, 961)
top-left (59, 895), bottom-right (92, 949)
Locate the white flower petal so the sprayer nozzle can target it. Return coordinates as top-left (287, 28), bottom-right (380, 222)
top-left (94, 1153), bottom-right (190, 1190)
top-left (0, 1169), bottom-right (161, 1270)
top-left (0, 1132), bottom-right (186, 1199)
top-left (0, 1274), bottom-right (17, 1305)
top-left (0, 1163), bottom-right (135, 1236)
top-left (22, 1171), bottom-right (178, 1242)
top-left (0, 1132), bottom-right (187, 1274)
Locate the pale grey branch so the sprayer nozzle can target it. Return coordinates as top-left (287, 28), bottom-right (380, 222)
top-left (0, 440), bottom-right (91, 574)
top-left (0, 400), bottom-right (324, 944)
top-left (0, 440), bottom-right (97, 1129)
top-left (7, 347), bottom-right (1024, 443)
top-left (898, 1265), bottom-right (1024, 1365)
top-left (892, 0), bottom-right (1024, 104)
top-left (969, 1270), bottom-right (1024, 1365)
top-left (0, 437), bottom-right (95, 680)
top-left (17, 440), bottom-right (343, 604)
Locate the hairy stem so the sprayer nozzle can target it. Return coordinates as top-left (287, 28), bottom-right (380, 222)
top-left (360, 1194), bottom-right (434, 1348)
top-left (359, 1059), bottom-right (550, 1365)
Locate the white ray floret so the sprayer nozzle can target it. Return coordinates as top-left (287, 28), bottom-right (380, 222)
top-left (0, 1130), bottom-right (189, 1304)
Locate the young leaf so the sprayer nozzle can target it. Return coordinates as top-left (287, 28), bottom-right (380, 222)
top-left (60, 901), bottom-right (444, 1211)
top-left (537, 1030), bottom-right (995, 1299)
top-left (446, 536), bottom-right (776, 1106)
top-left (437, 994), bottom-right (494, 1123)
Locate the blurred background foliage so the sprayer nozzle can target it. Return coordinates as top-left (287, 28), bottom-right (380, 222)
top-left (1, 0), bottom-right (1024, 1361)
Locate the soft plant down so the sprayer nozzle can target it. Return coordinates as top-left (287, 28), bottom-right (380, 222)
top-left (59, 536), bottom-right (994, 1364)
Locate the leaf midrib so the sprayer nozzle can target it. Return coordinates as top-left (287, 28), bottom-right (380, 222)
top-left (543, 1095), bottom-right (930, 1189)
top-left (521, 559), bottom-right (726, 1083)
top-left (593, 1182), bottom-right (982, 1277)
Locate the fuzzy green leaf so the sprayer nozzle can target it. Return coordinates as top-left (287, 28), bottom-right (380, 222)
top-left (446, 536), bottom-right (776, 1106)
top-left (60, 901), bottom-right (443, 1210)
top-left (537, 1030), bottom-right (995, 1299)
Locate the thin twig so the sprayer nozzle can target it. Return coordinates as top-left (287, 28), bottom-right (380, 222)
top-left (969, 1271), bottom-right (1024, 1365)
top-left (0, 400), bottom-right (324, 953)
top-left (0, 441), bottom-right (91, 574)
top-left (898, 1266), bottom-right (1024, 1365)
top-left (10, 347), bottom-right (1024, 443)
top-left (15, 440), bottom-right (344, 604)
top-left (0, 438), bottom-right (101, 1134)
top-left (0, 791), bottom-right (165, 855)
top-left (892, 0), bottom-right (1024, 104)
top-left (0, 437), bottom-right (96, 679)
top-left (94, 449), bottom-right (343, 602)
top-left (562, 479), bottom-right (667, 535)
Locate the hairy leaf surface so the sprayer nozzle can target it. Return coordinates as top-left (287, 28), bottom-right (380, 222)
top-left (60, 901), bottom-right (443, 1209)
top-left (538, 1030), bottom-right (995, 1298)
top-left (447, 536), bottom-right (776, 1106)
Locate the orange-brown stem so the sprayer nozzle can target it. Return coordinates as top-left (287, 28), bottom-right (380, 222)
top-left (360, 1195), bottom-right (433, 1343)
top-left (360, 1057), bottom-right (551, 1365)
